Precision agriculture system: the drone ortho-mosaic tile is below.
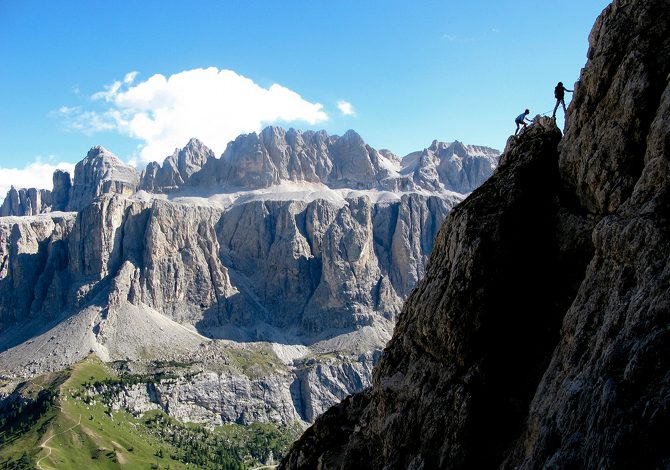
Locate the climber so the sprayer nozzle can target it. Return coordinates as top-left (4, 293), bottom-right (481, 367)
top-left (514, 109), bottom-right (532, 135)
top-left (552, 81), bottom-right (573, 118)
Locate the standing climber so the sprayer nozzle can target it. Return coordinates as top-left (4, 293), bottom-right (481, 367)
top-left (552, 82), bottom-right (573, 118)
top-left (515, 109), bottom-right (532, 135)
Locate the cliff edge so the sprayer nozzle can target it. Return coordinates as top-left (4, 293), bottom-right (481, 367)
top-left (281, 0), bottom-right (670, 468)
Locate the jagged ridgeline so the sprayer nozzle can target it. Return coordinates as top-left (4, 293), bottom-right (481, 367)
top-left (0, 127), bottom-right (499, 467)
top-left (281, 0), bottom-right (670, 468)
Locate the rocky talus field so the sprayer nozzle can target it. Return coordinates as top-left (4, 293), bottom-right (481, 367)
top-left (281, 0), bottom-right (670, 468)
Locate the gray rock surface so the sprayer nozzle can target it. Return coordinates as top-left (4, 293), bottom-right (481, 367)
top-left (0, 170), bottom-right (70, 216)
top-left (401, 140), bottom-right (500, 193)
top-left (190, 126), bottom-right (499, 193)
top-left (0, 129), bottom-right (498, 428)
top-left (0, 212), bottom-right (76, 329)
top-left (51, 169), bottom-right (72, 211)
top-left (280, 0), bottom-right (670, 467)
top-left (0, 187), bottom-right (52, 216)
top-left (94, 348), bottom-right (378, 428)
top-left (140, 138), bottom-right (215, 192)
top-left (67, 146), bottom-right (139, 211)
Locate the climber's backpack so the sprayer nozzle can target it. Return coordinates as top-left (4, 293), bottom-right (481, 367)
top-left (554, 85), bottom-right (564, 99)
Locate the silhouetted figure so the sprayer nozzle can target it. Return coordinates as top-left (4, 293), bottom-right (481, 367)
top-left (515, 109), bottom-right (531, 135)
top-left (552, 82), bottom-right (573, 118)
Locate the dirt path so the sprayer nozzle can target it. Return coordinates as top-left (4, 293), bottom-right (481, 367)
top-left (111, 440), bottom-right (128, 464)
top-left (35, 414), bottom-right (82, 470)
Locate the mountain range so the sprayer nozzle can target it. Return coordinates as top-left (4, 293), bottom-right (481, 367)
top-left (0, 129), bottom-right (499, 435)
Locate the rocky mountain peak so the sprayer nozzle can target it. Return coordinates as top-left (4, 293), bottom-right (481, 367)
top-left (68, 146), bottom-right (139, 211)
top-left (139, 139), bottom-right (215, 193)
top-left (340, 129), bottom-right (364, 143)
top-left (400, 139), bottom-right (500, 193)
top-left (189, 126), bottom-right (493, 192)
top-left (281, 0), bottom-right (670, 468)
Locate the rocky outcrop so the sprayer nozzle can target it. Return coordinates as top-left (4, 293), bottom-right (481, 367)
top-left (140, 138), bottom-right (215, 192)
top-left (51, 170), bottom-right (71, 211)
top-left (0, 213), bottom-right (76, 329)
top-left (0, 187), bottom-right (52, 217)
top-left (95, 349), bottom-right (378, 428)
top-left (0, 192), bottom-right (455, 340)
top-left (504, 1), bottom-right (670, 467)
top-left (281, 0), bottom-right (670, 467)
top-left (280, 118), bottom-right (571, 469)
top-left (0, 176), bottom-right (459, 428)
top-left (0, 171), bottom-right (70, 217)
top-left (67, 146), bottom-right (139, 211)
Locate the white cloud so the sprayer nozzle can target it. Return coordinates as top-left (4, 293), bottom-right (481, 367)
top-left (337, 100), bottom-right (356, 116)
top-left (91, 80), bottom-right (123, 102)
top-left (0, 159), bottom-right (75, 205)
top-left (58, 106), bottom-right (117, 134)
top-left (62, 67), bottom-right (329, 163)
top-left (123, 71), bottom-right (138, 84)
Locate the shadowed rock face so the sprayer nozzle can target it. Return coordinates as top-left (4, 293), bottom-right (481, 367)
top-left (280, 0), bottom-right (670, 468)
top-left (0, 192), bottom-right (453, 340)
top-left (51, 170), bottom-right (72, 212)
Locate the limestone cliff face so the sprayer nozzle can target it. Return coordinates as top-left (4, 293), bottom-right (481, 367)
top-left (401, 140), bottom-right (500, 194)
top-left (0, 187), bottom-right (53, 217)
top-left (51, 169), bottom-right (72, 212)
top-left (190, 128), bottom-right (386, 190)
top-left (0, 141), bottom-right (478, 427)
top-left (0, 213), bottom-right (76, 329)
top-left (0, 170), bottom-right (72, 217)
top-left (0, 193), bottom-right (452, 343)
top-left (0, 126), bottom-right (498, 428)
top-left (67, 146), bottom-right (139, 211)
top-left (281, 0), bottom-right (670, 467)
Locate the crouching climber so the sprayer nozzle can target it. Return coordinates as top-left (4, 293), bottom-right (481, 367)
top-left (515, 109), bottom-right (532, 135)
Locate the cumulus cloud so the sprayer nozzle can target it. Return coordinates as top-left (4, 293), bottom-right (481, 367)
top-left (61, 67), bottom-right (329, 163)
top-left (58, 106), bottom-right (116, 134)
top-left (337, 100), bottom-right (356, 116)
top-left (0, 159), bottom-right (75, 204)
top-left (123, 71), bottom-right (138, 84)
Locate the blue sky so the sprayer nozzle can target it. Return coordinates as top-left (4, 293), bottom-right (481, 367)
top-left (0, 0), bottom-right (610, 193)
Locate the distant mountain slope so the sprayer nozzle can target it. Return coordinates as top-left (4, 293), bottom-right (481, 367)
top-left (0, 129), bottom-right (499, 434)
top-left (1, 128), bottom-right (499, 216)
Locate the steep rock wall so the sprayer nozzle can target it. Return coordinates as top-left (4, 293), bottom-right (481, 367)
top-left (281, 0), bottom-right (670, 467)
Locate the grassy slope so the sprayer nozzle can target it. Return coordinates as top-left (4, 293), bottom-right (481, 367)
top-left (0, 356), bottom-right (298, 469)
top-left (0, 356), bottom-right (186, 469)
